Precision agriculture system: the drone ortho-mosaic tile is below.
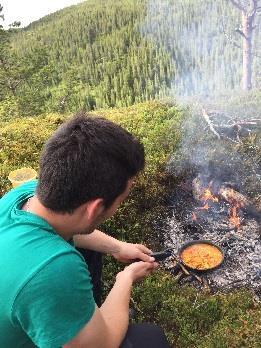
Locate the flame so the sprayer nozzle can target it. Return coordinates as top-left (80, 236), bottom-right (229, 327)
top-left (197, 203), bottom-right (210, 210)
top-left (192, 180), bottom-right (244, 229)
top-left (200, 188), bottom-right (219, 203)
top-left (228, 202), bottom-right (242, 229)
top-left (192, 185), bottom-right (218, 219)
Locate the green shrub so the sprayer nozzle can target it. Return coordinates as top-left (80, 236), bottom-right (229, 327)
top-left (1, 100), bottom-right (260, 347)
top-left (131, 272), bottom-right (260, 347)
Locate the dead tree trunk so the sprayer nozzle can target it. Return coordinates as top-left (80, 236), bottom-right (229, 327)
top-left (230, 0), bottom-right (260, 90)
top-left (242, 11), bottom-right (253, 89)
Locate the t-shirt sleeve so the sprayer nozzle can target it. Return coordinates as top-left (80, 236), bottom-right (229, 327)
top-left (12, 252), bottom-right (96, 348)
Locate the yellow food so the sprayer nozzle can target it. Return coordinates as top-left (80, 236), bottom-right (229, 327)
top-left (180, 243), bottom-right (223, 270)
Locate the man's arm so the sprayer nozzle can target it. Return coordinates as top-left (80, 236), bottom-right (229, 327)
top-left (73, 229), bottom-right (122, 254)
top-left (74, 229), bottom-right (154, 263)
top-left (63, 261), bottom-right (157, 348)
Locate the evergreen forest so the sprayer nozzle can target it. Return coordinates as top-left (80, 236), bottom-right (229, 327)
top-left (1, 0), bottom-right (260, 118)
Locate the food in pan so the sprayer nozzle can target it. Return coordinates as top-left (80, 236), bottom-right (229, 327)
top-left (180, 243), bottom-right (223, 270)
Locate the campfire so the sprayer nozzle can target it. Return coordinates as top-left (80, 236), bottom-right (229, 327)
top-left (162, 104), bottom-right (261, 295)
top-left (163, 173), bottom-right (260, 294)
top-left (191, 176), bottom-right (252, 231)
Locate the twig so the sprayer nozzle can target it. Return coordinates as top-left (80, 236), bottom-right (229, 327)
top-left (171, 255), bottom-right (203, 284)
top-left (192, 293), bottom-right (199, 308)
top-left (194, 299), bottom-right (210, 310)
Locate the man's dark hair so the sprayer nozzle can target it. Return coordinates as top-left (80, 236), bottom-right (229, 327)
top-left (36, 113), bottom-right (145, 213)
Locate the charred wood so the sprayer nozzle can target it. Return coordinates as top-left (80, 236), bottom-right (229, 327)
top-left (219, 186), bottom-right (261, 222)
top-left (219, 185), bottom-right (250, 206)
top-left (171, 255), bottom-right (203, 284)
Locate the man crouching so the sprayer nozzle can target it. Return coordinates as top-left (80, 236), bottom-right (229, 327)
top-left (0, 114), bottom-right (170, 348)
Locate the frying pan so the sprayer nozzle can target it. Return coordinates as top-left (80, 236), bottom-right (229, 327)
top-left (178, 240), bottom-right (225, 272)
top-left (133, 240), bottom-right (224, 272)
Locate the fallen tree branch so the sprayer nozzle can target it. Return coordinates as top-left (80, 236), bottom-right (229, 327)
top-left (200, 106), bottom-right (261, 143)
top-left (201, 107), bottom-right (221, 139)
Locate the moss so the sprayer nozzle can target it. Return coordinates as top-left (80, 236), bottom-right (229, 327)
top-left (131, 272), bottom-right (261, 347)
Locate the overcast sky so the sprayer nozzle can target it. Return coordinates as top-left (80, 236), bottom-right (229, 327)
top-left (1, 0), bottom-right (85, 28)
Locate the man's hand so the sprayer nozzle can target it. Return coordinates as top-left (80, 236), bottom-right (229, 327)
top-left (111, 241), bottom-right (154, 263)
top-left (117, 261), bottom-right (158, 283)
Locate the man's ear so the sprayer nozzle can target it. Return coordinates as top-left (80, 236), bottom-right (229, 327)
top-left (84, 198), bottom-right (104, 222)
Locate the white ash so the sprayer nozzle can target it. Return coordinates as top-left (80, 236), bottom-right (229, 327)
top-left (164, 214), bottom-right (260, 291)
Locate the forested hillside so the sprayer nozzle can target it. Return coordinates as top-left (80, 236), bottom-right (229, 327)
top-left (1, 0), bottom-right (174, 117)
top-left (0, 0), bottom-right (260, 118)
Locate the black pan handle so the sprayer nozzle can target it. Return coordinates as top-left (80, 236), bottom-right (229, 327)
top-left (131, 249), bottom-right (172, 263)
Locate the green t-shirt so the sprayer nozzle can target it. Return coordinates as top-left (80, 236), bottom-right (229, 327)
top-left (0, 180), bottom-right (96, 348)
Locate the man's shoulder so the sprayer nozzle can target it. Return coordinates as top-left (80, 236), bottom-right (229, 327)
top-left (16, 239), bottom-right (87, 294)
top-left (26, 249), bottom-right (89, 288)
top-left (0, 180), bottom-right (37, 201)
top-left (0, 226), bottom-right (87, 315)
top-left (0, 180), bottom-right (37, 215)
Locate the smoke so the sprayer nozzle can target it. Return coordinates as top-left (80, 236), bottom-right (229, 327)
top-left (140, 0), bottom-right (260, 197)
top-left (141, 0), bottom-right (260, 96)
top-left (166, 93), bottom-right (261, 200)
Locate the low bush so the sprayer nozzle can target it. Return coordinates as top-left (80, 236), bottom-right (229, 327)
top-left (0, 101), bottom-right (260, 347)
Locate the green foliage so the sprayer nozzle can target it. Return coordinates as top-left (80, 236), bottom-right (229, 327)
top-left (0, 96), bottom-right (20, 120)
top-left (0, 100), bottom-right (260, 346)
top-left (131, 272), bottom-right (261, 347)
top-left (0, 43), bottom-right (57, 118)
top-left (2, 0), bottom-right (174, 116)
top-left (0, 113), bottom-right (65, 195)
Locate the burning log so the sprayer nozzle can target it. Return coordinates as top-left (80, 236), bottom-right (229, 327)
top-left (192, 177), bottom-right (220, 212)
top-left (192, 177), bottom-right (218, 203)
top-left (219, 186), bottom-right (261, 222)
top-left (219, 185), bottom-right (249, 206)
top-left (192, 176), bottom-right (261, 226)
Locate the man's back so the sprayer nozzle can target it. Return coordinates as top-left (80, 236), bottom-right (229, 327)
top-left (0, 181), bottom-right (95, 347)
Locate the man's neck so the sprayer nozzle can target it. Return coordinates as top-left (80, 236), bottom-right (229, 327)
top-left (22, 195), bottom-right (81, 241)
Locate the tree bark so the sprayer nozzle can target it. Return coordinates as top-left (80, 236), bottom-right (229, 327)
top-left (230, 0), bottom-right (259, 90)
top-left (242, 12), bottom-right (253, 90)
